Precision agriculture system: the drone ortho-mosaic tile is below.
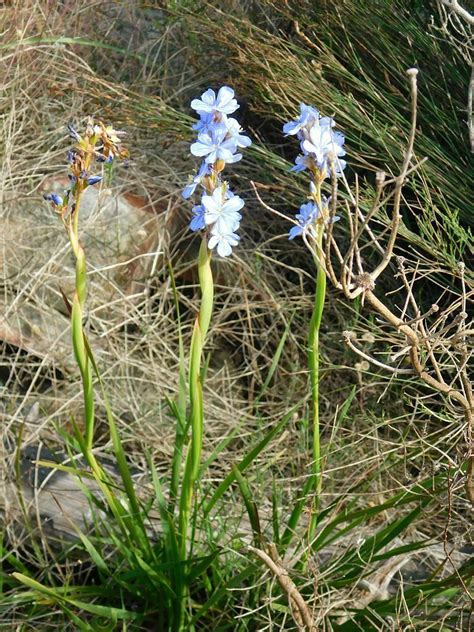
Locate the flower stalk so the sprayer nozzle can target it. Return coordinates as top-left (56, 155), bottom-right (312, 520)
top-left (44, 120), bottom-right (148, 548)
top-left (178, 236), bottom-right (214, 558)
top-left (45, 119), bottom-right (127, 451)
top-left (179, 86), bottom-right (251, 575)
top-left (308, 229), bottom-right (326, 540)
top-left (283, 105), bottom-right (346, 546)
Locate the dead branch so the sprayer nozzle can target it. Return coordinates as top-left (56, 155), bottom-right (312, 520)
top-left (248, 543), bottom-right (317, 631)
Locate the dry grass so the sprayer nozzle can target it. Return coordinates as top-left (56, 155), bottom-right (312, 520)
top-left (0, 1), bottom-right (472, 628)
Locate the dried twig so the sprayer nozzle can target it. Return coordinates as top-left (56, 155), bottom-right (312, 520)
top-left (248, 543), bottom-right (317, 631)
top-left (439, 0), bottom-right (474, 26)
top-left (314, 69), bottom-right (473, 501)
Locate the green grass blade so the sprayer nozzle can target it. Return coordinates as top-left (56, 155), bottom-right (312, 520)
top-left (204, 407), bottom-right (297, 516)
top-left (12, 574), bottom-right (136, 620)
top-left (0, 36), bottom-right (144, 61)
top-left (84, 333), bottom-right (151, 556)
top-left (232, 465), bottom-right (262, 547)
top-left (187, 551), bottom-right (220, 584)
top-left (168, 262), bottom-right (188, 513)
top-left (271, 477), bottom-right (280, 545)
top-left (254, 311), bottom-right (295, 404)
top-left (314, 474), bottom-right (445, 551)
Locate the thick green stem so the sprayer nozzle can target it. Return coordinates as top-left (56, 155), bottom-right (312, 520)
top-left (307, 179), bottom-right (327, 544)
top-left (176, 237), bottom-right (213, 630)
top-left (178, 237), bottom-right (214, 557)
top-left (69, 192), bottom-right (95, 451)
top-left (307, 235), bottom-right (326, 542)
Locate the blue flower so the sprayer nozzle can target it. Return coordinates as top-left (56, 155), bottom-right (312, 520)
top-left (300, 119), bottom-right (346, 175)
top-left (284, 105), bottom-right (346, 178)
top-left (189, 205), bottom-right (206, 232)
top-left (97, 154), bottom-right (114, 164)
top-left (44, 193), bottom-right (63, 206)
top-left (192, 112), bottom-right (218, 134)
top-left (67, 123), bottom-right (81, 141)
top-left (283, 104), bottom-right (320, 136)
top-left (288, 201), bottom-right (319, 240)
top-left (190, 124), bottom-right (238, 164)
top-left (185, 86), bottom-right (250, 256)
top-left (290, 154), bottom-right (312, 172)
top-left (208, 225), bottom-right (240, 257)
top-left (182, 162), bottom-right (210, 199)
top-left (191, 86), bottom-right (239, 116)
top-left (87, 175), bottom-right (102, 186)
top-left (202, 185), bottom-right (244, 234)
top-left (225, 118), bottom-right (252, 148)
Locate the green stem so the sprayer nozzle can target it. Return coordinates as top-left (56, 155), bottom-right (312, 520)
top-left (307, 237), bottom-right (326, 542)
top-left (178, 237), bottom-right (214, 556)
top-left (176, 237), bottom-right (213, 630)
top-left (307, 181), bottom-right (327, 544)
top-left (69, 191), bottom-right (95, 451)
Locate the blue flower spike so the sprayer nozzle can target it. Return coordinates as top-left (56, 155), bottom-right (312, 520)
top-left (184, 86), bottom-right (251, 257)
top-left (284, 104), bottom-right (345, 240)
top-left (284, 104), bottom-right (346, 182)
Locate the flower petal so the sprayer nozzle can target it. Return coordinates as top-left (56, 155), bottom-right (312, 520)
top-left (202, 194), bottom-right (218, 213)
top-left (223, 196), bottom-right (244, 213)
top-left (217, 239), bottom-right (233, 257)
top-left (288, 225), bottom-right (302, 240)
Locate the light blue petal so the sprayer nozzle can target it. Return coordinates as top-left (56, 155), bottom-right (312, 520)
top-left (216, 147), bottom-right (235, 162)
top-left (290, 163), bottom-right (306, 172)
top-left (201, 88), bottom-right (217, 105)
top-left (223, 196), bottom-right (244, 213)
top-left (190, 216), bottom-right (204, 231)
top-left (202, 194), bottom-right (218, 213)
top-left (217, 241), bottom-right (233, 257)
top-left (288, 225), bottom-right (302, 240)
top-left (236, 134), bottom-right (252, 148)
top-left (217, 86), bottom-right (235, 104)
top-left (190, 99), bottom-right (212, 114)
top-left (226, 153), bottom-right (242, 163)
top-left (182, 182), bottom-right (196, 199)
top-left (204, 150), bottom-right (218, 163)
top-left (190, 141), bottom-right (212, 157)
top-left (283, 120), bottom-right (300, 135)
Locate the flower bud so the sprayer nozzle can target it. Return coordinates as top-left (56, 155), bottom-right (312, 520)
top-left (44, 193), bottom-right (63, 206)
top-left (86, 175), bottom-right (102, 186)
top-left (214, 159), bottom-right (226, 174)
